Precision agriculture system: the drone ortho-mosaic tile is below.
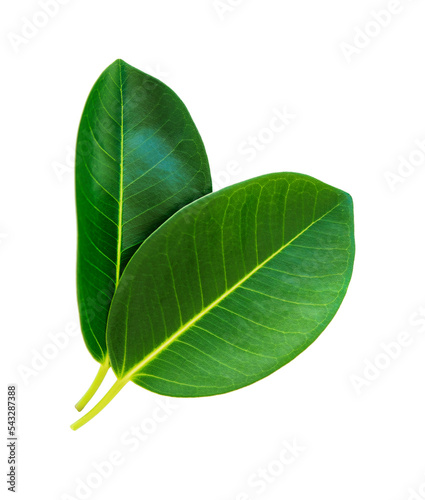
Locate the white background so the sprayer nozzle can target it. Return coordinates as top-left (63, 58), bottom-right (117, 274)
top-left (1, 1), bottom-right (425, 499)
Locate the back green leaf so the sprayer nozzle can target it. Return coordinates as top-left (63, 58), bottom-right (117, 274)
top-left (75, 59), bottom-right (212, 365)
top-left (107, 172), bottom-right (355, 397)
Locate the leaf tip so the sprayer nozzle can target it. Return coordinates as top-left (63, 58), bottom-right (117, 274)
top-left (109, 58), bottom-right (129, 71)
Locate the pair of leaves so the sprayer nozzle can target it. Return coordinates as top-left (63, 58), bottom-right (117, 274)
top-left (75, 59), bottom-right (212, 408)
top-left (72, 60), bottom-right (355, 430)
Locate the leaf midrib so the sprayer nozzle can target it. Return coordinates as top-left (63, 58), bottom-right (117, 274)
top-left (116, 60), bottom-right (124, 287)
top-left (119, 199), bottom-right (344, 382)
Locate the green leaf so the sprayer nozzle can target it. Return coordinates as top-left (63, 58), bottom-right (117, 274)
top-left (71, 172), bottom-right (354, 429)
top-left (75, 59), bottom-right (212, 366)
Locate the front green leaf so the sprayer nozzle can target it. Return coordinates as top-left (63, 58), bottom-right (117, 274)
top-left (75, 59), bottom-right (212, 367)
top-left (108, 172), bottom-right (355, 396)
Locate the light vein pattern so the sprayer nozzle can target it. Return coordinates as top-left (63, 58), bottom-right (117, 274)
top-left (76, 59), bottom-right (212, 363)
top-left (107, 173), bottom-right (355, 397)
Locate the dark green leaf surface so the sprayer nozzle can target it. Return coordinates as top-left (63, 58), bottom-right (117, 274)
top-left (107, 173), bottom-right (355, 397)
top-left (76, 59), bottom-right (212, 363)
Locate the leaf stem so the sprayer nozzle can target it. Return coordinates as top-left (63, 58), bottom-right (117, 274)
top-left (74, 356), bottom-right (111, 412)
top-left (70, 377), bottom-right (128, 431)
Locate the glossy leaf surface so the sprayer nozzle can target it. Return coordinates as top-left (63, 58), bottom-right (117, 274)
top-left (76, 59), bottom-right (212, 363)
top-left (107, 173), bottom-right (355, 396)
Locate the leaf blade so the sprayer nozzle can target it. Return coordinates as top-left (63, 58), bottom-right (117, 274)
top-left (76, 59), bottom-right (212, 363)
top-left (107, 172), bottom-right (355, 396)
